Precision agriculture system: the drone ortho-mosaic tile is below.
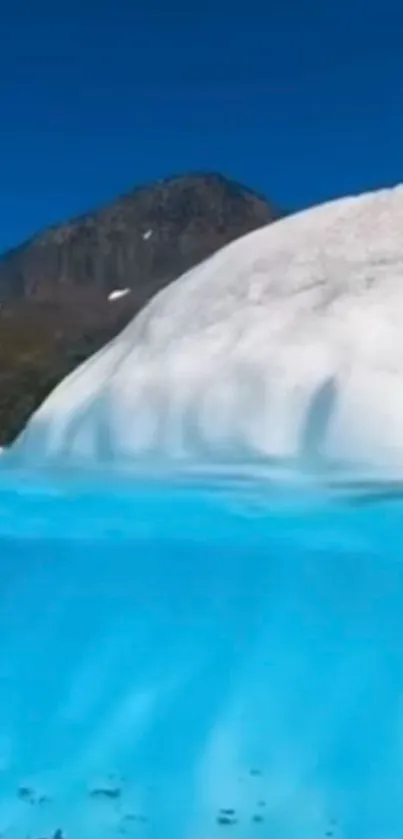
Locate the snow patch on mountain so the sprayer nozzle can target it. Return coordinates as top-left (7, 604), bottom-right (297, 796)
top-left (108, 288), bottom-right (131, 302)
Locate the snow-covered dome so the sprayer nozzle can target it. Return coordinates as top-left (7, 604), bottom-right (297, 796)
top-left (11, 184), bottom-right (403, 471)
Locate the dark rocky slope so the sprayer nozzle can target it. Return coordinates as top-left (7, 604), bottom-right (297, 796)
top-left (0, 172), bottom-right (282, 443)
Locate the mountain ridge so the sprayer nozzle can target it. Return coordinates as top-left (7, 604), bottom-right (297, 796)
top-left (0, 171), bottom-right (275, 255)
top-left (0, 171), bottom-right (280, 301)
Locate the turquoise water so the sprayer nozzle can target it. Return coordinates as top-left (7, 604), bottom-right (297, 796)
top-left (0, 465), bottom-right (403, 839)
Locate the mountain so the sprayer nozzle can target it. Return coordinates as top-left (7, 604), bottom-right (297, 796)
top-left (11, 183), bottom-right (403, 473)
top-left (0, 172), bottom-right (280, 303)
top-left (0, 173), bottom-right (281, 444)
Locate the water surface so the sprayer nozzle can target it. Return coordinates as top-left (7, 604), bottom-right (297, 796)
top-left (0, 464), bottom-right (402, 839)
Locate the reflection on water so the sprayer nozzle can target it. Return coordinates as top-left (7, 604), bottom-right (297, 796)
top-left (0, 462), bottom-right (402, 838)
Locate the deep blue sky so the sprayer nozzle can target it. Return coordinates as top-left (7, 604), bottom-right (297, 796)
top-left (1, 0), bottom-right (403, 251)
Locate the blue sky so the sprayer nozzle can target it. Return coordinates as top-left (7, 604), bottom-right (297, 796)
top-left (1, 0), bottom-right (403, 250)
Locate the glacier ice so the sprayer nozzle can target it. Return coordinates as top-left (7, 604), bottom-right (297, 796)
top-left (11, 183), bottom-right (403, 471)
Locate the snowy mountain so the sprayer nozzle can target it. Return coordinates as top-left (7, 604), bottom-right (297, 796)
top-left (11, 184), bottom-right (403, 472)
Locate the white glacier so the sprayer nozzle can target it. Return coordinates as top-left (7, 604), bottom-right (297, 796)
top-left (11, 183), bottom-right (403, 471)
